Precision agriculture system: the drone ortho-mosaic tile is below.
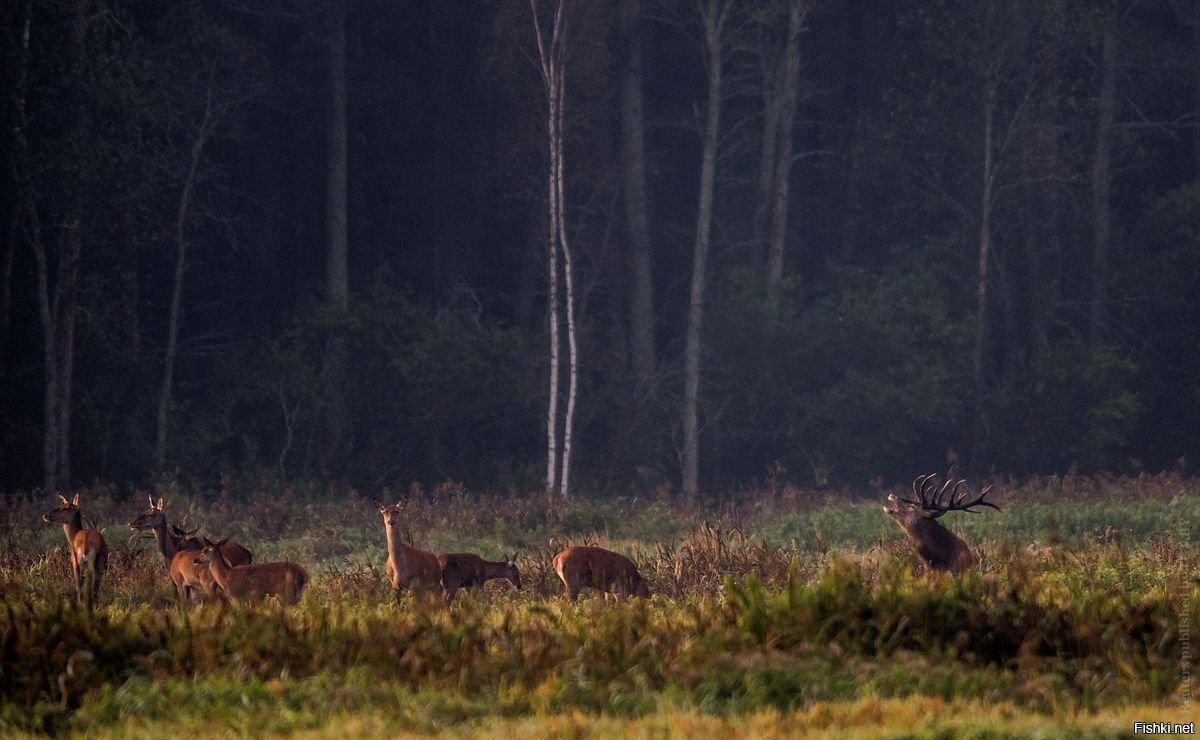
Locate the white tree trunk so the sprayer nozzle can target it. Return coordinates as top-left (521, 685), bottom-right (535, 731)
top-left (533, 0), bottom-right (567, 496)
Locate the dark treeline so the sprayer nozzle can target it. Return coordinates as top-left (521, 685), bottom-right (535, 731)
top-left (1, 0), bottom-right (1198, 495)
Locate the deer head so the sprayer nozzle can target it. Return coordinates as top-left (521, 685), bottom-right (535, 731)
top-left (128, 495), bottom-right (167, 531)
top-left (42, 492), bottom-right (81, 524)
top-left (883, 474), bottom-right (1000, 573)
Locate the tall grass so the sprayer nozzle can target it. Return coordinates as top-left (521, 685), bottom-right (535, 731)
top-left (1, 474), bottom-right (1197, 734)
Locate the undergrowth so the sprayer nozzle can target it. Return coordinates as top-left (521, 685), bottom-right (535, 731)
top-left (0, 474), bottom-right (1197, 735)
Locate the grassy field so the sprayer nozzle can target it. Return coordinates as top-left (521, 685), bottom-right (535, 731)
top-left (1, 473), bottom-right (1197, 737)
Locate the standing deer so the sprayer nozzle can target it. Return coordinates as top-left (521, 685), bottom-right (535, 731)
top-left (42, 493), bottom-right (108, 606)
top-left (552, 546), bottom-right (650, 601)
top-left (128, 496), bottom-right (253, 604)
top-left (372, 498), bottom-right (441, 596)
top-left (192, 537), bottom-right (308, 606)
top-left (883, 474), bottom-right (1001, 573)
top-left (438, 552), bottom-right (520, 605)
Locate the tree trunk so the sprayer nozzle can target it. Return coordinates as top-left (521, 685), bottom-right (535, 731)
top-left (682, 0), bottom-right (727, 500)
top-left (1193, 2), bottom-right (1200, 182)
top-left (0, 202), bottom-right (15, 372)
top-left (54, 220), bottom-right (81, 489)
top-left (156, 95), bottom-right (212, 469)
top-left (313, 4), bottom-right (350, 477)
top-left (1089, 8), bottom-right (1118, 353)
top-left (556, 68), bottom-right (578, 498)
top-left (533, 0), bottom-right (565, 496)
top-left (971, 77), bottom-right (997, 474)
top-left (326, 3), bottom-right (349, 310)
top-left (619, 0), bottom-right (656, 382)
top-left (764, 0), bottom-right (805, 314)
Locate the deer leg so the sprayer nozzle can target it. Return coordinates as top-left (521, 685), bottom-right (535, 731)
top-left (70, 559), bottom-right (82, 598)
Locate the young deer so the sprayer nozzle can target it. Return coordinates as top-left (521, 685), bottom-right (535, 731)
top-left (552, 546), bottom-right (650, 601)
top-left (372, 498), bottom-right (441, 596)
top-left (42, 493), bottom-right (108, 606)
top-left (437, 552), bottom-right (520, 605)
top-left (128, 496), bottom-right (253, 604)
top-left (192, 537), bottom-right (308, 606)
top-left (883, 473), bottom-right (1001, 573)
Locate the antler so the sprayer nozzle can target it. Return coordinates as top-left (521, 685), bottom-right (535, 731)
top-left (901, 474), bottom-right (1001, 518)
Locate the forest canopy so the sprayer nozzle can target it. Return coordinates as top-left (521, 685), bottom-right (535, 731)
top-left (1, 0), bottom-right (1197, 495)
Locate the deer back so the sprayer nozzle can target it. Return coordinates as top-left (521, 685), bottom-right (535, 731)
top-left (210, 560), bottom-right (309, 605)
top-left (553, 546), bottom-right (648, 597)
top-left (395, 543), bottom-right (441, 590)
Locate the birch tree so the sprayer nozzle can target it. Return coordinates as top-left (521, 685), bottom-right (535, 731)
top-left (533, 0), bottom-right (579, 498)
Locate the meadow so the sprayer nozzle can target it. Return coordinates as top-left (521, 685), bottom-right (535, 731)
top-left (1, 473), bottom-right (1197, 737)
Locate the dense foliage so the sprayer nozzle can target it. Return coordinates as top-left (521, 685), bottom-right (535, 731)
top-left (2, 0), bottom-right (1199, 492)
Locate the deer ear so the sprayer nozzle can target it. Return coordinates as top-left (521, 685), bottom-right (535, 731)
top-left (71, 493), bottom-right (80, 506)
top-left (147, 494), bottom-right (155, 508)
top-left (156, 497), bottom-right (165, 511)
top-left (216, 537), bottom-right (229, 548)
top-left (202, 536), bottom-right (216, 547)
top-left (397, 497), bottom-right (408, 509)
top-left (58, 492), bottom-right (69, 505)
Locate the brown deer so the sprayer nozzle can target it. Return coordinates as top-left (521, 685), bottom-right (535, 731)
top-left (128, 496), bottom-right (253, 604)
top-left (192, 537), bottom-right (308, 606)
top-left (438, 552), bottom-right (520, 605)
top-left (552, 546), bottom-right (650, 601)
top-left (372, 498), bottom-right (441, 596)
top-left (42, 493), bottom-right (108, 606)
top-left (883, 474), bottom-right (1001, 573)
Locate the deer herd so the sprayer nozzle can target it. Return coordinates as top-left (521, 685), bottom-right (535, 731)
top-left (38, 473), bottom-right (1000, 608)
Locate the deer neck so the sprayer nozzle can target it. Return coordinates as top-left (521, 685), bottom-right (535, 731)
top-left (204, 548), bottom-right (235, 588)
top-left (61, 510), bottom-right (83, 545)
top-left (149, 518), bottom-right (178, 566)
top-left (384, 523), bottom-right (409, 568)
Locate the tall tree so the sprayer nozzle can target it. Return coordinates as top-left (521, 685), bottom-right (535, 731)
top-left (311, 2), bottom-right (350, 477)
top-left (682, 0), bottom-right (731, 499)
top-left (619, 0), bottom-right (656, 383)
top-left (763, 0), bottom-right (807, 314)
top-left (1089, 2), bottom-right (1119, 353)
top-left (532, 0), bottom-right (579, 498)
top-left (153, 7), bottom-right (258, 469)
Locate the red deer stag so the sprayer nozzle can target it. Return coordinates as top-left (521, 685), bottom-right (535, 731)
top-left (128, 496), bottom-right (253, 604)
top-left (552, 546), bottom-right (650, 601)
top-left (193, 537), bottom-right (308, 606)
top-left (438, 552), bottom-right (520, 605)
top-left (42, 493), bottom-right (108, 606)
top-left (883, 474), bottom-right (1000, 573)
top-left (372, 498), bottom-right (441, 597)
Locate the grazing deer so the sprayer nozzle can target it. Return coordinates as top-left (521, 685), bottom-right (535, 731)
top-left (438, 552), bottom-right (520, 605)
top-left (192, 537), bottom-right (308, 606)
top-left (42, 493), bottom-right (108, 606)
top-left (552, 546), bottom-right (650, 601)
top-left (372, 498), bottom-right (441, 596)
top-left (128, 496), bottom-right (252, 604)
top-left (883, 474), bottom-right (1001, 573)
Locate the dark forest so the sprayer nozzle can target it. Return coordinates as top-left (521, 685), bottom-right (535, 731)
top-left (3, 0), bottom-right (1199, 496)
